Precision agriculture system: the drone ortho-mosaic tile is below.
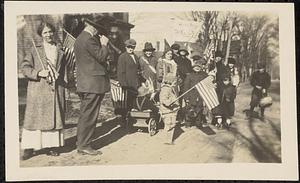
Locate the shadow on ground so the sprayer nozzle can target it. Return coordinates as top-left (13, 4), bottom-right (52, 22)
top-left (60, 117), bottom-right (127, 153)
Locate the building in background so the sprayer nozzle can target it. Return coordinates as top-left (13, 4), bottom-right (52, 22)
top-left (129, 12), bottom-right (202, 56)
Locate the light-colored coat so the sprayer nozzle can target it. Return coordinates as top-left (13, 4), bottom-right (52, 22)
top-left (21, 42), bottom-right (67, 130)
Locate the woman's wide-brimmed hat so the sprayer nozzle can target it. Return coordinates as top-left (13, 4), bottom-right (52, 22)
top-left (143, 42), bottom-right (156, 52)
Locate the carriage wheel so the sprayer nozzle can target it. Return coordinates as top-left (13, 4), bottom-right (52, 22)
top-left (148, 118), bottom-right (157, 136)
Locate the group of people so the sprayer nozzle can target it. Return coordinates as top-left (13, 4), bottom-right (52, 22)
top-left (20, 16), bottom-right (271, 160)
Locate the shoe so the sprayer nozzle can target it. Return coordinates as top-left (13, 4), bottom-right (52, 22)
top-left (46, 150), bottom-right (60, 156)
top-left (216, 123), bottom-right (223, 129)
top-left (77, 147), bottom-right (102, 156)
top-left (22, 149), bottom-right (34, 160)
top-left (201, 122), bottom-right (209, 128)
top-left (164, 142), bottom-right (174, 145)
top-left (226, 119), bottom-right (231, 126)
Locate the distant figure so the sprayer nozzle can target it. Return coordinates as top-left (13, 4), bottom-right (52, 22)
top-left (183, 58), bottom-right (208, 128)
top-left (248, 63), bottom-right (271, 121)
top-left (214, 51), bottom-right (228, 84)
top-left (20, 21), bottom-right (67, 160)
top-left (227, 57), bottom-right (240, 87)
top-left (138, 42), bottom-right (158, 89)
top-left (171, 43), bottom-right (180, 62)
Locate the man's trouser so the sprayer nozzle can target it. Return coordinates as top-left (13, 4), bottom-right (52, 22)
top-left (77, 93), bottom-right (105, 150)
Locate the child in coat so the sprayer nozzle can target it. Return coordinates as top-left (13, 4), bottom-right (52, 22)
top-left (159, 74), bottom-right (180, 145)
top-left (215, 75), bottom-right (237, 128)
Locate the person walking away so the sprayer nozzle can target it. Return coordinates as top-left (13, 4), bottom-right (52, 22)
top-left (21, 21), bottom-right (68, 160)
top-left (183, 58), bottom-right (209, 129)
top-left (74, 17), bottom-right (111, 156)
top-left (248, 63), bottom-right (271, 121)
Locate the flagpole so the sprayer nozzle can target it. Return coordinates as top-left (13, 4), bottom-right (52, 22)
top-left (63, 29), bottom-right (76, 40)
top-left (169, 84), bottom-right (197, 106)
top-left (31, 38), bottom-right (46, 70)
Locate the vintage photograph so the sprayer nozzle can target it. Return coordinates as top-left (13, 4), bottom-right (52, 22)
top-left (5, 1), bottom-right (298, 181)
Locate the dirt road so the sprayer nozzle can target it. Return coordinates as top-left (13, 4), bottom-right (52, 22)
top-left (19, 81), bottom-right (281, 167)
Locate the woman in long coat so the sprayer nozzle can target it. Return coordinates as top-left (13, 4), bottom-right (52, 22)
top-left (21, 21), bottom-right (67, 160)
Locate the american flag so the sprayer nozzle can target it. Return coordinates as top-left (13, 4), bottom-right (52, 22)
top-left (203, 42), bottom-right (215, 63)
top-left (195, 76), bottom-right (219, 110)
top-left (63, 30), bottom-right (76, 69)
top-left (110, 81), bottom-right (127, 109)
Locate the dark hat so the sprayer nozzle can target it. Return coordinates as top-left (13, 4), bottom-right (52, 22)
top-left (171, 43), bottom-right (180, 50)
top-left (222, 74), bottom-right (231, 81)
top-left (125, 39), bottom-right (137, 47)
top-left (192, 55), bottom-right (202, 61)
top-left (179, 49), bottom-right (189, 56)
top-left (228, 57), bottom-right (236, 65)
top-left (257, 62), bottom-right (266, 69)
top-left (143, 42), bottom-right (156, 52)
top-left (83, 17), bottom-right (109, 35)
top-left (215, 51), bottom-right (223, 58)
top-left (193, 58), bottom-right (207, 67)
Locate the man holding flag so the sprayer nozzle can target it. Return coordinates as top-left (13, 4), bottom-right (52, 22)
top-left (183, 58), bottom-right (213, 128)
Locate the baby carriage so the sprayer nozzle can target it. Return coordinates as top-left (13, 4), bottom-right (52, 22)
top-left (110, 79), bottom-right (162, 136)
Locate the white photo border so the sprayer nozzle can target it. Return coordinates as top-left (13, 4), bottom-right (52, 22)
top-left (4, 1), bottom-right (298, 181)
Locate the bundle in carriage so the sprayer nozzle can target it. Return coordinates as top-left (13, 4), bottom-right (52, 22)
top-left (110, 79), bottom-right (162, 136)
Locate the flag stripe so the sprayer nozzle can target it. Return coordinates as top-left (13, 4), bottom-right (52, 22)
top-left (196, 83), bottom-right (213, 109)
top-left (201, 78), bottom-right (219, 105)
top-left (195, 76), bottom-right (219, 110)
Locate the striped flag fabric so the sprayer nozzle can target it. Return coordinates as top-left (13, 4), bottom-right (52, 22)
top-left (63, 30), bottom-right (76, 69)
top-left (110, 81), bottom-right (127, 109)
top-left (203, 42), bottom-right (215, 63)
top-left (195, 76), bottom-right (219, 110)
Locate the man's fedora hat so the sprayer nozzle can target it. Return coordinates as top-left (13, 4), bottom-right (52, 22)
top-left (83, 16), bottom-right (112, 35)
top-left (143, 42), bottom-right (156, 52)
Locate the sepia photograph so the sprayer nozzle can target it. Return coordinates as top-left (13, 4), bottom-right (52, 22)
top-left (5, 1), bottom-right (298, 181)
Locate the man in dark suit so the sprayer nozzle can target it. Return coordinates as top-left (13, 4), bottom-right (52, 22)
top-left (117, 39), bottom-right (143, 126)
top-left (74, 17), bottom-right (110, 155)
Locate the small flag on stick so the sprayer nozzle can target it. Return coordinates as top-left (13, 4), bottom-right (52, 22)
top-left (63, 30), bottom-right (76, 69)
top-left (195, 76), bottom-right (219, 110)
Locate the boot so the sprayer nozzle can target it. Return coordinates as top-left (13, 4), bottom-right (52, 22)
top-left (216, 117), bottom-right (223, 129)
top-left (164, 126), bottom-right (175, 145)
top-left (248, 106), bottom-right (255, 118)
top-left (260, 107), bottom-right (265, 121)
top-left (22, 149), bottom-right (34, 160)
